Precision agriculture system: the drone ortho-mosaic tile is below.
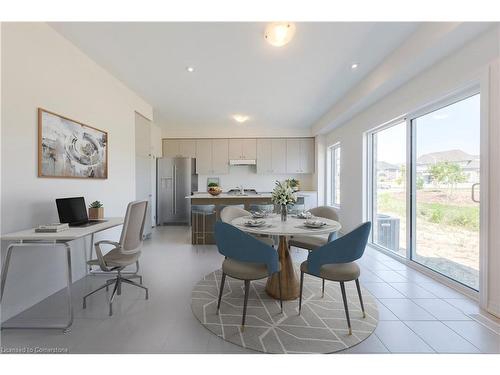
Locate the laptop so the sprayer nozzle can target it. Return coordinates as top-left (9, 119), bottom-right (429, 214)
top-left (56, 197), bottom-right (107, 227)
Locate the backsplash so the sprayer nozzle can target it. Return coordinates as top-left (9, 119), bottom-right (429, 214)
top-left (197, 165), bottom-right (313, 192)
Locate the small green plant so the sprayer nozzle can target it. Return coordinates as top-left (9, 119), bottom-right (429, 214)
top-left (207, 182), bottom-right (219, 187)
top-left (89, 200), bottom-right (103, 208)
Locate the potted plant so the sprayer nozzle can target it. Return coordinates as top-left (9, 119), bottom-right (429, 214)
top-left (88, 201), bottom-right (104, 220)
top-left (287, 178), bottom-right (300, 192)
top-left (207, 182), bottom-right (222, 196)
top-left (271, 180), bottom-right (297, 222)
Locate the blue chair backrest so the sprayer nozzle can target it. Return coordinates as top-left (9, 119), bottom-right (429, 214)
top-left (214, 221), bottom-right (279, 275)
top-left (307, 222), bottom-right (371, 277)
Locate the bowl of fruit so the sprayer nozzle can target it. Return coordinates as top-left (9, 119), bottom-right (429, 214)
top-left (207, 182), bottom-right (222, 196)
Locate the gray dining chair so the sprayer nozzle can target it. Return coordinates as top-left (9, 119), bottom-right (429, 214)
top-left (83, 200), bottom-right (149, 316)
top-left (299, 222), bottom-right (371, 335)
top-left (220, 206), bottom-right (274, 247)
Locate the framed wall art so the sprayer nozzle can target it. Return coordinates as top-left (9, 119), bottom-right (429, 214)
top-left (38, 108), bottom-right (108, 179)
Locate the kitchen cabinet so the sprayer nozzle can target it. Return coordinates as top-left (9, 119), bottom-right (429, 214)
top-left (162, 139), bottom-right (196, 158)
top-left (228, 138), bottom-right (256, 160)
top-left (257, 138), bottom-right (287, 174)
top-left (195, 139), bottom-right (229, 174)
top-left (286, 138), bottom-right (315, 174)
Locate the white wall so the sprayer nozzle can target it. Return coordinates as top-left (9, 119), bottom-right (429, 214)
top-left (197, 167), bottom-right (313, 192)
top-left (1, 23), bottom-right (153, 321)
top-left (320, 27), bottom-right (500, 316)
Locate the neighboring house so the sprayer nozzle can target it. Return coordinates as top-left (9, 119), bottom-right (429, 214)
top-left (417, 149), bottom-right (480, 184)
top-left (376, 161), bottom-right (402, 186)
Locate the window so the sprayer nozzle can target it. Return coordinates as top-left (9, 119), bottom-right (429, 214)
top-left (328, 143), bottom-right (341, 206)
top-left (367, 90), bottom-right (481, 290)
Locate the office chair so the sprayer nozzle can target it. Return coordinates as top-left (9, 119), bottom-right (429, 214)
top-left (83, 200), bottom-right (149, 316)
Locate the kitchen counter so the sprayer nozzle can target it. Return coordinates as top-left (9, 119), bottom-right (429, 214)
top-left (186, 191), bottom-right (316, 199)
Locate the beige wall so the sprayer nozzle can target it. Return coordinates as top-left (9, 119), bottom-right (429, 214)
top-left (1, 23), bottom-right (153, 321)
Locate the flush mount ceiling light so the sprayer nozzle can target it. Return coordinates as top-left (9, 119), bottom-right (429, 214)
top-left (351, 63), bottom-right (359, 70)
top-left (233, 114), bottom-right (249, 123)
top-left (264, 22), bottom-right (296, 47)
top-left (186, 66), bottom-right (195, 73)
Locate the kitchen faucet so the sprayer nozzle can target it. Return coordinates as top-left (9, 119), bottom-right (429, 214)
top-left (238, 185), bottom-right (244, 195)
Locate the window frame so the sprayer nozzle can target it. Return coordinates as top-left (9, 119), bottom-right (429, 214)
top-left (327, 142), bottom-right (341, 208)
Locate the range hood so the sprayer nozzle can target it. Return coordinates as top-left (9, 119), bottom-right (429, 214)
top-left (229, 159), bottom-right (257, 165)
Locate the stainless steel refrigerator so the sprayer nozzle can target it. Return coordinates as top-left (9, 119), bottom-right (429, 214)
top-left (157, 157), bottom-right (198, 225)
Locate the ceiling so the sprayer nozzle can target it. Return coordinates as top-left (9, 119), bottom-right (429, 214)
top-left (50, 22), bottom-right (421, 135)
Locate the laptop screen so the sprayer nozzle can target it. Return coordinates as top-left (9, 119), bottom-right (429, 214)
top-left (56, 197), bottom-right (88, 224)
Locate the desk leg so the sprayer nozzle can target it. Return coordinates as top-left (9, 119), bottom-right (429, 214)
top-left (1, 242), bottom-right (74, 333)
top-left (265, 236), bottom-right (299, 300)
top-left (87, 233), bottom-right (95, 274)
top-left (0, 242), bottom-right (16, 302)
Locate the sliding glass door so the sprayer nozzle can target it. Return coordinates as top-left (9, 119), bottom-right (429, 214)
top-left (370, 122), bottom-right (407, 257)
top-left (368, 91), bottom-right (481, 290)
top-left (412, 94), bottom-right (480, 289)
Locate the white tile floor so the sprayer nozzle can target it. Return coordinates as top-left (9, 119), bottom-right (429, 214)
top-left (1, 226), bottom-right (500, 354)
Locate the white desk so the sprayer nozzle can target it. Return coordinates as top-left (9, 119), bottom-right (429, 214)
top-left (0, 217), bottom-right (124, 332)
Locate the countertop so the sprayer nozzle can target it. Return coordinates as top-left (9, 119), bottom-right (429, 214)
top-left (186, 191), bottom-right (317, 199)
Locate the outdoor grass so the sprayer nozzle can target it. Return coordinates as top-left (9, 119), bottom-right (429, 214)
top-left (377, 191), bottom-right (479, 231)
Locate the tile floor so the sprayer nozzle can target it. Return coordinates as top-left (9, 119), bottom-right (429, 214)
top-left (1, 226), bottom-right (499, 354)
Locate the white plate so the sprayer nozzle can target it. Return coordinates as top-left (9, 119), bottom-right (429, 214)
top-left (244, 220), bottom-right (266, 227)
top-left (304, 220), bottom-right (326, 228)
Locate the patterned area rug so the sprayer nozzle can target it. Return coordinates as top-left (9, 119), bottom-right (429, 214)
top-left (191, 268), bottom-right (379, 353)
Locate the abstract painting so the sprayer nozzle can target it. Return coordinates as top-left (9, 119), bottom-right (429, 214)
top-left (38, 108), bottom-right (108, 179)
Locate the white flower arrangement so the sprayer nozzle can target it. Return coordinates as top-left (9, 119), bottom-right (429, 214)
top-left (271, 180), bottom-right (298, 206)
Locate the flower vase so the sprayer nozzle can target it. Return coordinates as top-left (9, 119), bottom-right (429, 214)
top-left (280, 205), bottom-right (288, 222)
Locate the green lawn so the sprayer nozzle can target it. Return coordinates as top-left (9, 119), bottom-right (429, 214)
top-left (377, 192), bottom-right (479, 231)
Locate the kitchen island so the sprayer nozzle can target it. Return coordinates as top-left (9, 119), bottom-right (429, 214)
top-left (185, 191), bottom-right (317, 244)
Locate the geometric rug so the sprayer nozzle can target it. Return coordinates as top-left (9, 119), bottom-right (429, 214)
top-left (191, 267), bottom-right (379, 353)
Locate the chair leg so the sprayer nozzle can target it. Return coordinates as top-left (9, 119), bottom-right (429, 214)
top-left (109, 280), bottom-right (119, 316)
top-left (216, 273), bottom-right (226, 314)
top-left (241, 280), bottom-right (250, 330)
top-left (355, 278), bottom-right (366, 318)
top-left (120, 277), bottom-right (149, 300)
top-left (339, 281), bottom-right (352, 335)
top-left (83, 281), bottom-right (112, 309)
top-left (298, 271), bottom-right (304, 315)
top-left (278, 271), bottom-right (283, 313)
top-left (322, 278), bottom-right (325, 298)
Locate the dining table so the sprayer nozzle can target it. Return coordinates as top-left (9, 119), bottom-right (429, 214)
top-left (231, 214), bottom-right (342, 300)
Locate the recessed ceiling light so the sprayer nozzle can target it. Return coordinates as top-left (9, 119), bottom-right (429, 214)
top-left (264, 22), bottom-right (296, 47)
top-left (351, 63), bottom-right (359, 70)
top-left (186, 66), bottom-right (195, 73)
top-left (233, 114), bottom-right (249, 123)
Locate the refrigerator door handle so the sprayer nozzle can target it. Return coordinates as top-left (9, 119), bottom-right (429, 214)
top-left (173, 164), bottom-right (177, 214)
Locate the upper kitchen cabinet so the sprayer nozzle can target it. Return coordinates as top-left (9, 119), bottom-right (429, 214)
top-left (195, 139), bottom-right (229, 174)
top-left (228, 138), bottom-right (256, 160)
top-left (162, 139), bottom-right (196, 158)
top-left (286, 138), bottom-right (315, 174)
top-left (257, 138), bottom-right (287, 174)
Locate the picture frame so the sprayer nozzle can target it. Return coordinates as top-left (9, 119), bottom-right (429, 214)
top-left (38, 108), bottom-right (108, 179)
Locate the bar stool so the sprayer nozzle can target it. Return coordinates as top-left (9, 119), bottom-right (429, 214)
top-left (191, 204), bottom-right (216, 244)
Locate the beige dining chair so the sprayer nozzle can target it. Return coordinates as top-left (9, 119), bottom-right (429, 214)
top-left (289, 206), bottom-right (340, 251)
top-left (83, 200), bottom-right (149, 316)
top-left (220, 206), bottom-right (274, 247)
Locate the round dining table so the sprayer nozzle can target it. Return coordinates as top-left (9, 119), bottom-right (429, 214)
top-left (231, 215), bottom-right (342, 300)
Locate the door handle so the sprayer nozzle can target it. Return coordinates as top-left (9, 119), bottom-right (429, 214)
top-left (471, 183), bottom-right (480, 203)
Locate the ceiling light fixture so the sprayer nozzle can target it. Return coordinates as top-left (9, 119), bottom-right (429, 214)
top-left (186, 66), bottom-right (195, 73)
top-left (351, 63), bottom-right (359, 70)
top-left (233, 114), bottom-right (249, 123)
top-left (264, 22), bottom-right (296, 47)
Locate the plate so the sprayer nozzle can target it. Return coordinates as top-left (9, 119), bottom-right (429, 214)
top-left (304, 220), bottom-right (326, 228)
top-left (244, 219), bottom-right (266, 227)
top-left (251, 212), bottom-right (268, 218)
top-left (295, 212), bottom-right (313, 219)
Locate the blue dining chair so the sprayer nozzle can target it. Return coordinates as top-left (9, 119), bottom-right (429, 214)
top-left (214, 221), bottom-right (282, 330)
top-left (298, 222), bottom-right (371, 335)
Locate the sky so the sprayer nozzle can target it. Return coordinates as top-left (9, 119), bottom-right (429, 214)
top-left (376, 94), bottom-right (480, 164)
